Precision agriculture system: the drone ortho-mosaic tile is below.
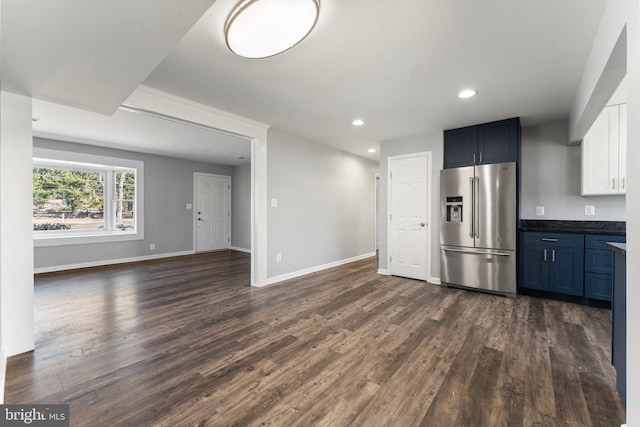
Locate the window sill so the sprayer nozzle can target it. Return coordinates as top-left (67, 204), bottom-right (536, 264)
top-left (33, 231), bottom-right (144, 247)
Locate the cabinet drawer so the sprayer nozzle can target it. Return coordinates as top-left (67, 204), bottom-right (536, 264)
top-left (521, 232), bottom-right (584, 248)
top-left (585, 248), bottom-right (614, 274)
top-left (585, 272), bottom-right (613, 301)
top-left (585, 234), bottom-right (625, 249)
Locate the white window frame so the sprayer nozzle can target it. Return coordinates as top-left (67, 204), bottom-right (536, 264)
top-left (33, 148), bottom-right (144, 247)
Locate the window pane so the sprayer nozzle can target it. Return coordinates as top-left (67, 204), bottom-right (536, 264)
top-left (113, 201), bottom-right (135, 231)
top-left (114, 172), bottom-right (135, 230)
top-left (33, 167), bottom-right (105, 231)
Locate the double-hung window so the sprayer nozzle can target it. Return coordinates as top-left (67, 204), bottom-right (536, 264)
top-left (33, 148), bottom-right (144, 246)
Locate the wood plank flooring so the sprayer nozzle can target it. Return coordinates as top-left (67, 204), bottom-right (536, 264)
top-left (5, 251), bottom-right (625, 426)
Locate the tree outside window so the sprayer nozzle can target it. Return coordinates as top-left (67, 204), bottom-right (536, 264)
top-left (33, 165), bottom-right (137, 233)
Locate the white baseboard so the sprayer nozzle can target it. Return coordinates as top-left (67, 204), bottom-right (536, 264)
top-left (230, 246), bottom-right (251, 254)
top-left (377, 269), bottom-right (390, 275)
top-left (34, 250), bottom-right (195, 274)
top-left (262, 252), bottom-right (376, 287)
top-left (1, 349), bottom-right (6, 404)
top-left (429, 277), bottom-right (441, 285)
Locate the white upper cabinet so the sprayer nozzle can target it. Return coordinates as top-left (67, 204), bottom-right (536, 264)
top-left (581, 103), bottom-right (627, 195)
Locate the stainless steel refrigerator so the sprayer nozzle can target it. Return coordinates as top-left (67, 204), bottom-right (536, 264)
top-left (440, 162), bottom-right (517, 297)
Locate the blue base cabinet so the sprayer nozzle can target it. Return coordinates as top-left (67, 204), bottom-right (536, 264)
top-left (519, 232), bottom-right (583, 296)
top-left (584, 234), bottom-right (625, 301)
top-left (519, 232), bottom-right (625, 302)
top-left (549, 246), bottom-right (584, 296)
top-left (519, 244), bottom-right (548, 291)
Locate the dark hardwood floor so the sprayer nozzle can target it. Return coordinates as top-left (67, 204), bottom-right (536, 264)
top-left (6, 251), bottom-right (625, 426)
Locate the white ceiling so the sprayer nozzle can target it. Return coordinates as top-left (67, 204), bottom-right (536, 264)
top-left (2, 0), bottom-right (608, 163)
top-left (0, 0), bottom-right (215, 114)
top-left (32, 99), bottom-right (251, 166)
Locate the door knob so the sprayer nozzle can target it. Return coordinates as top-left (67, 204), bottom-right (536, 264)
top-left (198, 218), bottom-right (202, 221)
top-left (420, 222), bottom-right (426, 227)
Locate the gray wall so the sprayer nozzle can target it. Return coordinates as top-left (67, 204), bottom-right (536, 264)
top-left (379, 131), bottom-right (443, 281)
top-left (521, 120), bottom-right (626, 220)
top-left (267, 128), bottom-right (378, 278)
top-left (231, 162), bottom-right (251, 250)
top-left (34, 138), bottom-right (234, 269)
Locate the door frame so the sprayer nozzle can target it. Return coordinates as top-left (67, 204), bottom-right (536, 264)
top-left (375, 172), bottom-right (380, 251)
top-left (386, 152), bottom-right (432, 281)
top-left (193, 172), bottom-right (232, 253)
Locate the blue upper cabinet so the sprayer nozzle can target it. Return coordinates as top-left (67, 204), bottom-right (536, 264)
top-left (444, 117), bottom-right (521, 169)
top-left (443, 126), bottom-right (477, 168)
top-left (478, 118), bottom-right (521, 165)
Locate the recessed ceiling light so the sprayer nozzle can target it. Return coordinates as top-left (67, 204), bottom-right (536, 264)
top-left (352, 119), bottom-right (364, 126)
top-left (458, 89), bottom-right (477, 99)
top-left (368, 148), bottom-right (376, 153)
top-left (225, 0), bottom-right (320, 59)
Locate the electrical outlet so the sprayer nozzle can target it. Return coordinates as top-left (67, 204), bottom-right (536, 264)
top-left (585, 205), bottom-right (595, 216)
top-left (150, 243), bottom-right (156, 250)
top-left (186, 203), bottom-right (192, 209)
top-left (536, 206), bottom-right (545, 216)
top-left (271, 198), bottom-right (278, 208)
top-left (276, 253), bottom-right (282, 263)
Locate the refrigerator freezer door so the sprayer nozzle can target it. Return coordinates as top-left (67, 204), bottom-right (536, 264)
top-left (440, 166), bottom-right (475, 248)
top-left (441, 246), bottom-right (516, 296)
top-left (475, 162), bottom-right (517, 250)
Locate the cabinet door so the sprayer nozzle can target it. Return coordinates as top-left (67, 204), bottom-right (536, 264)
top-left (443, 126), bottom-right (477, 168)
top-left (619, 103), bottom-right (627, 194)
top-left (519, 244), bottom-right (549, 291)
top-left (549, 247), bottom-right (584, 296)
top-left (581, 105), bottom-right (619, 195)
top-left (477, 118), bottom-right (519, 165)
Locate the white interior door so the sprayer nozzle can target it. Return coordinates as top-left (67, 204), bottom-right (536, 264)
top-left (389, 154), bottom-right (428, 280)
top-left (196, 173), bottom-right (230, 252)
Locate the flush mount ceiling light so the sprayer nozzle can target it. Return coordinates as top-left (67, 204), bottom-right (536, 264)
top-left (458, 89), bottom-right (477, 99)
top-left (368, 148), bottom-right (377, 153)
top-left (225, 0), bottom-right (320, 59)
top-left (352, 119), bottom-right (364, 126)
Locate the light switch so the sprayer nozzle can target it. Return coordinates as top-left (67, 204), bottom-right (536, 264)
top-left (536, 206), bottom-right (545, 216)
top-left (186, 203), bottom-right (192, 209)
top-left (271, 198), bottom-right (278, 207)
top-left (585, 205), bottom-right (595, 216)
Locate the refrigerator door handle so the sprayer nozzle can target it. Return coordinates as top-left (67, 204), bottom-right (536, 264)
top-left (474, 176), bottom-right (480, 238)
top-left (469, 177), bottom-right (475, 238)
top-left (443, 247), bottom-right (512, 256)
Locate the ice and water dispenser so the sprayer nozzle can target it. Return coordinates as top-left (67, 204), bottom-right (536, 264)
top-left (445, 196), bottom-right (463, 222)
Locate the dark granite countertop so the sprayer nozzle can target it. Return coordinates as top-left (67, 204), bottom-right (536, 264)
top-left (519, 220), bottom-right (626, 236)
top-left (606, 242), bottom-right (627, 255)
